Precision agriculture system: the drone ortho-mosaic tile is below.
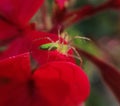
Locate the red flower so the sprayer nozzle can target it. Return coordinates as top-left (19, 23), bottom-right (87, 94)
top-left (0, 29), bottom-right (75, 66)
top-left (0, 0), bottom-right (46, 61)
top-left (0, 0), bottom-right (44, 45)
top-left (0, 0), bottom-right (74, 65)
top-left (0, 53), bottom-right (90, 106)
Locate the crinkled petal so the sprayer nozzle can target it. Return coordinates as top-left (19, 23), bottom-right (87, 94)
top-left (0, 0), bottom-right (44, 27)
top-left (33, 61), bottom-right (90, 106)
top-left (0, 53), bottom-right (31, 106)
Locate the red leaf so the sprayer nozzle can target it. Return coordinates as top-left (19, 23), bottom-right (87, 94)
top-left (77, 48), bottom-right (120, 102)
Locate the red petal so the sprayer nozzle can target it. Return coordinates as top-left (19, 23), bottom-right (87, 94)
top-left (55, 0), bottom-right (68, 10)
top-left (0, 30), bottom-right (35, 59)
top-left (33, 62), bottom-right (90, 105)
top-left (0, 19), bottom-right (18, 44)
top-left (48, 50), bottom-right (76, 63)
top-left (0, 53), bottom-right (31, 105)
top-left (0, 31), bottom-right (31, 59)
top-left (0, 0), bottom-right (44, 27)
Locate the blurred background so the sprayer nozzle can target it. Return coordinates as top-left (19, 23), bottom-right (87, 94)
top-left (32, 0), bottom-right (120, 105)
top-left (66, 1), bottom-right (120, 105)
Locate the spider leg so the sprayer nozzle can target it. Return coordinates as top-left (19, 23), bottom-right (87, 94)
top-left (74, 36), bottom-right (90, 40)
top-left (69, 35), bottom-right (91, 43)
top-left (61, 32), bottom-right (69, 42)
top-left (58, 26), bottom-right (62, 42)
top-left (67, 45), bottom-right (83, 66)
top-left (57, 28), bottom-right (66, 51)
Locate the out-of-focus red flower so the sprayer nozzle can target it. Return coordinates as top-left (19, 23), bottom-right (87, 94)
top-left (0, 53), bottom-right (90, 106)
top-left (0, 0), bottom-right (44, 44)
top-left (109, 0), bottom-right (120, 9)
top-left (0, 0), bottom-right (50, 62)
top-left (51, 0), bottom-right (120, 32)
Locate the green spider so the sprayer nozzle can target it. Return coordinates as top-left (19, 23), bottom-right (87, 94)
top-left (38, 32), bottom-right (90, 65)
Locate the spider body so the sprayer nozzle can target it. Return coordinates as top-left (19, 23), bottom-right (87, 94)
top-left (40, 42), bottom-right (69, 55)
